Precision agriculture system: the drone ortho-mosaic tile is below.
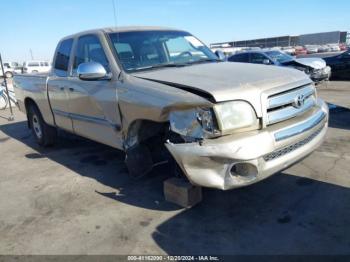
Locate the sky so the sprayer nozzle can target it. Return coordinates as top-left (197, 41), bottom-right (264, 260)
top-left (0, 0), bottom-right (348, 62)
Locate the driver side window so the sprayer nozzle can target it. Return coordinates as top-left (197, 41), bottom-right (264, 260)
top-left (73, 35), bottom-right (109, 72)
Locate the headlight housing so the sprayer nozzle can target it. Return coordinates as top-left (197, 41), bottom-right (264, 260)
top-left (214, 101), bottom-right (259, 133)
top-left (169, 101), bottom-right (259, 141)
top-left (169, 108), bottom-right (220, 141)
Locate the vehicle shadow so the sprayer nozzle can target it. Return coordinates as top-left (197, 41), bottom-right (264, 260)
top-left (0, 120), bottom-right (180, 211)
top-left (152, 174), bottom-right (350, 255)
top-left (328, 103), bottom-right (350, 130)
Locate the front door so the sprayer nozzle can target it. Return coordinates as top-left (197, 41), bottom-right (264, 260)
top-left (67, 34), bottom-right (123, 149)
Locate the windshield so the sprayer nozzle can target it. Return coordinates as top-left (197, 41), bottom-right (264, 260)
top-left (108, 30), bottom-right (218, 72)
top-left (265, 50), bottom-right (294, 63)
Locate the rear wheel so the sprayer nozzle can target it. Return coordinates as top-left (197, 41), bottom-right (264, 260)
top-left (28, 104), bottom-right (57, 146)
top-left (0, 93), bottom-right (8, 110)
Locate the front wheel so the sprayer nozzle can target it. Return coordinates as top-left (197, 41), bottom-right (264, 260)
top-left (0, 93), bottom-right (8, 110)
top-left (28, 104), bottom-right (57, 146)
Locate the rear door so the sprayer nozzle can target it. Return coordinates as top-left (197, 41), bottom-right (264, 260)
top-left (47, 38), bottom-right (74, 131)
top-left (66, 34), bottom-right (123, 148)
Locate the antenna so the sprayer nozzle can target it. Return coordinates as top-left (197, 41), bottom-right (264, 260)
top-left (112, 0), bottom-right (120, 43)
top-left (29, 49), bottom-right (34, 60)
top-left (112, 0), bottom-right (118, 28)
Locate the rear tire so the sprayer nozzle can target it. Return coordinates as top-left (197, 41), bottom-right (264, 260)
top-left (0, 93), bottom-right (8, 110)
top-left (28, 104), bottom-right (57, 146)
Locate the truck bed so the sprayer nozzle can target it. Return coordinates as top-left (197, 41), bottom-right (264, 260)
top-left (13, 74), bottom-right (55, 126)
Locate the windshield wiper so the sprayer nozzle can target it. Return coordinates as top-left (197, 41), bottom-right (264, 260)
top-left (186, 58), bottom-right (221, 65)
top-left (131, 63), bottom-right (188, 71)
top-left (130, 59), bottom-right (220, 72)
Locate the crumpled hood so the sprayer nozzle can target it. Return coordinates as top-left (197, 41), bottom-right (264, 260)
top-left (294, 57), bottom-right (327, 69)
top-left (132, 62), bottom-right (311, 104)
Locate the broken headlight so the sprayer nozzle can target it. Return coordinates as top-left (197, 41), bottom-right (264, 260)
top-left (169, 108), bottom-right (219, 140)
top-left (169, 101), bottom-right (259, 141)
top-left (214, 101), bottom-right (259, 133)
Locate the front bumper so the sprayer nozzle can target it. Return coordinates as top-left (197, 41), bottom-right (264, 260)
top-left (165, 99), bottom-right (329, 190)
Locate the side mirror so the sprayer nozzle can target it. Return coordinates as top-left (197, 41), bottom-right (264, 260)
top-left (215, 50), bottom-right (226, 61)
top-left (263, 59), bottom-right (271, 65)
top-left (77, 62), bottom-right (109, 81)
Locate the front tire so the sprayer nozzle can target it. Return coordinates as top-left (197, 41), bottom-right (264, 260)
top-left (28, 104), bottom-right (57, 146)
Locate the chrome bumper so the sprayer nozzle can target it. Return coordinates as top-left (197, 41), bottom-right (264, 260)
top-left (165, 99), bottom-right (329, 190)
top-left (274, 109), bottom-right (326, 141)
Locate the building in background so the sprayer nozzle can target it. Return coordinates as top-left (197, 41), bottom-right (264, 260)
top-left (299, 31), bottom-right (347, 46)
top-left (211, 31), bottom-right (348, 49)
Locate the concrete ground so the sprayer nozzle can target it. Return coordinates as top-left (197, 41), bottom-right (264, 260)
top-left (0, 81), bottom-right (350, 255)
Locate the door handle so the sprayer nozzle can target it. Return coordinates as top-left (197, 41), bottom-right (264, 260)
top-left (69, 87), bottom-right (74, 92)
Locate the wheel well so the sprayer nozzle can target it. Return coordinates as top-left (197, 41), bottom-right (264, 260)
top-left (124, 119), bottom-right (174, 177)
top-left (125, 120), bottom-right (168, 149)
top-left (24, 98), bottom-right (38, 128)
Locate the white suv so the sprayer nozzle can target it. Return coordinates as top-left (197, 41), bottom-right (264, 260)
top-left (22, 61), bottom-right (51, 74)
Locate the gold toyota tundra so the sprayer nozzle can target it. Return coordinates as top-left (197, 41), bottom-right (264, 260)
top-left (13, 27), bottom-right (328, 190)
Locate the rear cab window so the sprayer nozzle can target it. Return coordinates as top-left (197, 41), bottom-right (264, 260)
top-left (54, 38), bottom-right (74, 77)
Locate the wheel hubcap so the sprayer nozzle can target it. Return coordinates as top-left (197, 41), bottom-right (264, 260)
top-left (32, 115), bottom-right (42, 139)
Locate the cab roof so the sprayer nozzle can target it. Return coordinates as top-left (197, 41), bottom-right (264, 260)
top-left (60, 26), bottom-right (184, 41)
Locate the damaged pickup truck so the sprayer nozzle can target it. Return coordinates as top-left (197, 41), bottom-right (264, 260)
top-left (13, 27), bottom-right (329, 190)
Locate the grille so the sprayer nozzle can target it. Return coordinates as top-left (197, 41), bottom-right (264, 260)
top-left (263, 127), bottom-right (323, 162)
top-left (266, 84), bottom-right (316, 125)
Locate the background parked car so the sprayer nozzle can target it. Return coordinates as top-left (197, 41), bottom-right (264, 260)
top-left (317, 45), bottom-right (330, 53)
top-left (328, 44), bottom-right (341, 52)
top-left (295, 46), bottom-right (308, 55)
top-left (305, 45), bottom-right (319, 54)
top-left (339, 43), bottom-right (348, 51)
top-left (22, 61), bottom-right (51, 74)
top-left (227, 50), bottom-right (331, 83)
top-left (3, 62), bottom-right (22, 74)
top-left (0, 64), bottom-right (16, 78)
top-left (281, 46), bottom-right (296, 55)
top-left (323, 48), bottom-right (350, 79)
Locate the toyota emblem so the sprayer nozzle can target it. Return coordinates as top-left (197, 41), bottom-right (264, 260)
top-left (294, 94), bottom-right (305, 108)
